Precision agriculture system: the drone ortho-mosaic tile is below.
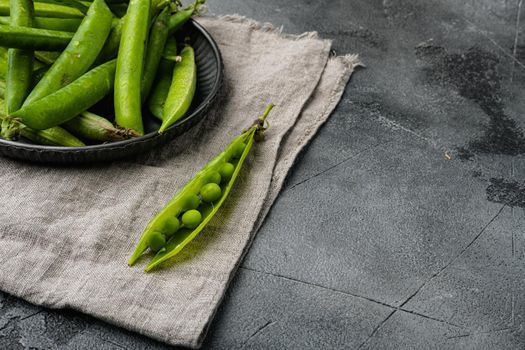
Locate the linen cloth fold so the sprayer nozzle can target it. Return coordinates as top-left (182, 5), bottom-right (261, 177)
top-left (0, 15), bottom-right (361, 348)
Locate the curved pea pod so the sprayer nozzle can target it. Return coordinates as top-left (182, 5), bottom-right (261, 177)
top-left (159, 44), bottom-right (196, 133)
top-left (128, 103), bottom-right (274, 271)
top-left (11, 59), bottom-right (116, 130)
top-left (166, 0), bottom-right (205, 35)
top-left (24, 0), bottom-right (113, 105)
top-left (0, 101), bottom-right (85, 146)
top-left (147, 37), bottom-right (176, 119)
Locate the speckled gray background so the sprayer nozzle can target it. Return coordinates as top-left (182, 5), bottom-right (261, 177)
top-left (1, 0), bottom-right (525, 349)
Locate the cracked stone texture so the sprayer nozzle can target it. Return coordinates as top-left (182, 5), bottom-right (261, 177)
top-left (1, 0), bottom-right (525, 348)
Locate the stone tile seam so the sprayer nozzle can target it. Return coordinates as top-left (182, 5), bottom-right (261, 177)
top-left (239, 266), bottom-right (459, 327)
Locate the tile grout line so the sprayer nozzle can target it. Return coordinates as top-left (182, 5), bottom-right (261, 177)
top-left (239, 266), bottom-right (460, 327)
top-left (285, 140), bottom-right (388, 191)
top-left (398, 204), bottom-right (507, 309)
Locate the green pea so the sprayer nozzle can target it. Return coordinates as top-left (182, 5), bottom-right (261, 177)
top-left (149, 231), bottom-right (166, 252)
top-left (162, 217), bottom-right (180, 237)
top-left (182, 193), bottom-right (200, 210)
top-left (232, 142), bottom-right (246, 159)
top-left (181, 209), bottom-right (202, 229)
top-left (219, 163), bottom-right (235, 183)
top-left (200, 183), bottom-right (222, 203)
top-left (206, 171), bottom-right (221, 185)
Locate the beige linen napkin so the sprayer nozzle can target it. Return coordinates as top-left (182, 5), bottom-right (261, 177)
top-left (0, 15), bottom-right (361, 348)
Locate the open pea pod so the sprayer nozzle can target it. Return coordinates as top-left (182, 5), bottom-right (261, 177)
top-left (128, 103), bottom-right (274, 272)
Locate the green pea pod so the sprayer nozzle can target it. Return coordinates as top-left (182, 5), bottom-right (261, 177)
top-left (141, 6), bottom-right (169, 101)
top-left (94, 17), bottom-right (122, 64)
top-left (31, 65), bottom-right (48, 86)
top-left (0, 16), bottom-right (81, 31)
top-left (81, 0), bottom-right (129, 3)
top-left (24, 0), bottom-right (113, 106)
top-left (128, 103), bottom-right (274, 271)
top-left (95, 0), bottom-right (163, 65)
top-left (147, 57), bottom-right (173, 120)
top-left (0, 47), bottom-right (7, 78)
top-left (114, 0), bottom-right (151, 135)
top-left (34, 50), bottom-right (60, 64)
top-left (11, 59), bottom-right (117, 130)
top-left (35, 0), bottom-right (89, 15)
top-left (62, 111), bottom-right (140, 142)
top-left (159, 44), bottom-right (196, 133)
top-left (0, 25), bottom-right (73, 51)
top-left (6, 0), bottom-right (34, 114)
top-left (0, 0), bottom-right (84, 18)
top-left (146, 37), bottom-right (176, 119)
top-left (167, 0), bottom-right (205, 35)
top-left (18, 123), bottom-right (85, 146)
top-left (0, 99), bottom-right (85, 146)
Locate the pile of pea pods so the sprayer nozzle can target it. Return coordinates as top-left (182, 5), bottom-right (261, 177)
top-left (0, 0), bottom-right (203, 146)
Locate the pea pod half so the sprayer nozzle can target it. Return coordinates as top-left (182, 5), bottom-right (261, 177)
top-left (128, 103), bottom-right (274, 271)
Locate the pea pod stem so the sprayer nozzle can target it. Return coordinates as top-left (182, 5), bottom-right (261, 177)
top-left (128, 103), bottom-right (274, 271)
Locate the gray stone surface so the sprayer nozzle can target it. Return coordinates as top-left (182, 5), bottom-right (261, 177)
top-left (1, 0), bottom-right (525, 349)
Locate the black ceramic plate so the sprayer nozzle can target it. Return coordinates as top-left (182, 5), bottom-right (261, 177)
top-left (0, 19), bottom-right (223, 164)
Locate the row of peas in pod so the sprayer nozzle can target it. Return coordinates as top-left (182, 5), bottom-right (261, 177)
top-left (0, 0), bottom-right (203, 146)
top-left (128, 103), bottom-right (274, 272)
top-left (147, 158), bottom-right (239, 252)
